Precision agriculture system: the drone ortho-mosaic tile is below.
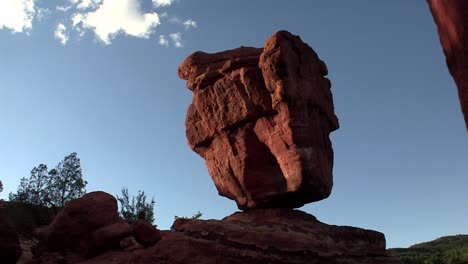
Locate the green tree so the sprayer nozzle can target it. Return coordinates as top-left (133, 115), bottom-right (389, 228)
top-left (45, 152), bottom-right (87, 208)
top-left (117, 187), bottom-right (155, 225)
top-left (9, 164), bottom-right (49, 205)
top-left (9, 152), bottom-right (87, 208)
top-left (0, 180), bottom-right (3, 193)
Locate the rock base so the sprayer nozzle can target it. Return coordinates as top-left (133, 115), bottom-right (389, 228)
top-left (157, 209), bottom-right (402, 264)
top-left (37, 209), bottom-right (402, 264)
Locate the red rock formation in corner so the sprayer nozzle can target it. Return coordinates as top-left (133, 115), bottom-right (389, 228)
top-left (0, 202), bottom-right (22, 264)
top-left (427, 0), bottom-right (468, 129)
top-left (179, 31), bottom-right (339, 209)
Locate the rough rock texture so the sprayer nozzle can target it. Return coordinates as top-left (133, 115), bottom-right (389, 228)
top-left (89, 221), bottom-right (133, 256)
top-left (179, 30), bottom-right (339, 209)
top-left (0, 202), bottom-right (22, 264)
top-left (160, 209), bottom-right (402, 264)
top-left (132, 219), bottom-right (162, 247)
top-left (34, 209), bottom-right (401, 264)
top-left (46, 191), bottom-right (121, 255)
top-left (428, 0), bottom-right (468, 129)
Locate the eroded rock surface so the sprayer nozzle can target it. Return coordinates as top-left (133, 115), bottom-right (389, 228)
top-left (428, 0), bottom-right (468, 128)
top-left (26, 193), bottom-right (401, 264)
top-left (179, 30), bottom-right (339, 209)
top-left (38, 209), bottom-right (400, 264)
top-left (161, 209), bottom-right (402, 264)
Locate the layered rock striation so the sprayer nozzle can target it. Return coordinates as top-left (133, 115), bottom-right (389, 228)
top-left (179, 31), bottom-right (339, 209)
top-left (427, 0), bottom-right (468, 129)
top-left (163, 209), bottom-right (402, 264)
top-left (30, 203), bottom-right (402, 264)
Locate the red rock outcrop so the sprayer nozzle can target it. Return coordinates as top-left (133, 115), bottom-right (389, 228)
top-left (0, 202), bottom-right (22, 264)
top-left (33, 209), bottom-right (401, 264)
top-left (427, 0), bottom-right (468, 129)
top-left (45, 191), bottom-right (134, 258)
top-left (160, 209), bottom-right (402, 264)
top-left (26, 192), bottom-right (401, 264)
top-left (179, 30), bottom-right (339, 209)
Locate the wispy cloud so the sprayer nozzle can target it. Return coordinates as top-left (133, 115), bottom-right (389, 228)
top-left (152, 0), bottom-right (174, 7)
top-left (183, 19), bottom-right (197, 29)
top-left (36, 8), bottom-right (51, 21)
top-left (158, 35), bottom-right (169, 46)
top-left (159, 32), bottom-right (183, 47)
top-left (0, 0), bottom-right (36, 33)
top-left (54, 23), bottom-right (69, 45)
top-left (167, 17), bottom-right (198, 30)
top-left (169, 32), bottom-right (182, 47)
top-left (74, 0), bottom-right (101, 10)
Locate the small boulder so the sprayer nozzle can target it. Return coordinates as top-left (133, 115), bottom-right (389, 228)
top-left (89, 221), bottom-right (133, 256)
top-left (132, 219), bottom-right (162, 247)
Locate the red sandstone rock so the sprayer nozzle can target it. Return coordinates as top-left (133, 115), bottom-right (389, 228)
top-left (0, 202), bottom-right (22, 264)
top-left (163, 209), bottom-right (401, 264)
top-left (428, 0), bottom-right (468, 129)
top-left (47, 191), bottom-right (120, 253)
top-left (132, 219), bottom-right (162, 247)
top-left (119, 236), bottom-right (142, 252)
top-left (89, 221), bottom-right (132, 256)
top-left (32, 199), bottom-right (401, 264)
top-left (179, 31), bottom-right (339, 209)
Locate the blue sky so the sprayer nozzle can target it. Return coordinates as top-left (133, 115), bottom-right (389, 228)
top-left (0, 0), bottom-right (466, 248)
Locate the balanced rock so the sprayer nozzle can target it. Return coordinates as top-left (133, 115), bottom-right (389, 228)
top-left (428, 0), bottom-right (468, 129)
top-left (179, 31), bottom-right (339, 209)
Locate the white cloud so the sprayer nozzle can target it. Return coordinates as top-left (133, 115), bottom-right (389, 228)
top-left (54, 23), bottom-right (69, 45)
top-left (0, 0), bottom-right (195, 46)
top-left (158, 35), bottom-right (169, 46)
top-left (183, 19), bottom-right (197, 29)
top-left (169, 32), bottom-right (182, 47)
top-left (57, 5), bottom-right (72, 12)
top-left (0, 0), bottom-right (36, 33)
top-left (153, 0), bottom-right (174, 7)
top-left (75, 0), bottom-right (102, 10)
top-left (72, 0), bottom-right (160, 45)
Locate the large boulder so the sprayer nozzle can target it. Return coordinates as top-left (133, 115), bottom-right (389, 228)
top-left (0, 202), bottom-right (22, 264)
top-left (179, 30), bottom-right (339, 209)
top-left (47, 191), bottom-right (121, 255)
top-left (427, 0), bottom-right (468, 129)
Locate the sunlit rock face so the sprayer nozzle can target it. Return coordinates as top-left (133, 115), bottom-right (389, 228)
top-left (427, 0), bottom-right (468, 129)
top-left (179, 31), bottom-right (339, 209)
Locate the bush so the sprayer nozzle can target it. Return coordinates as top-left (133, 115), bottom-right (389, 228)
top-left (117, 187), bottom-right (156, 226)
